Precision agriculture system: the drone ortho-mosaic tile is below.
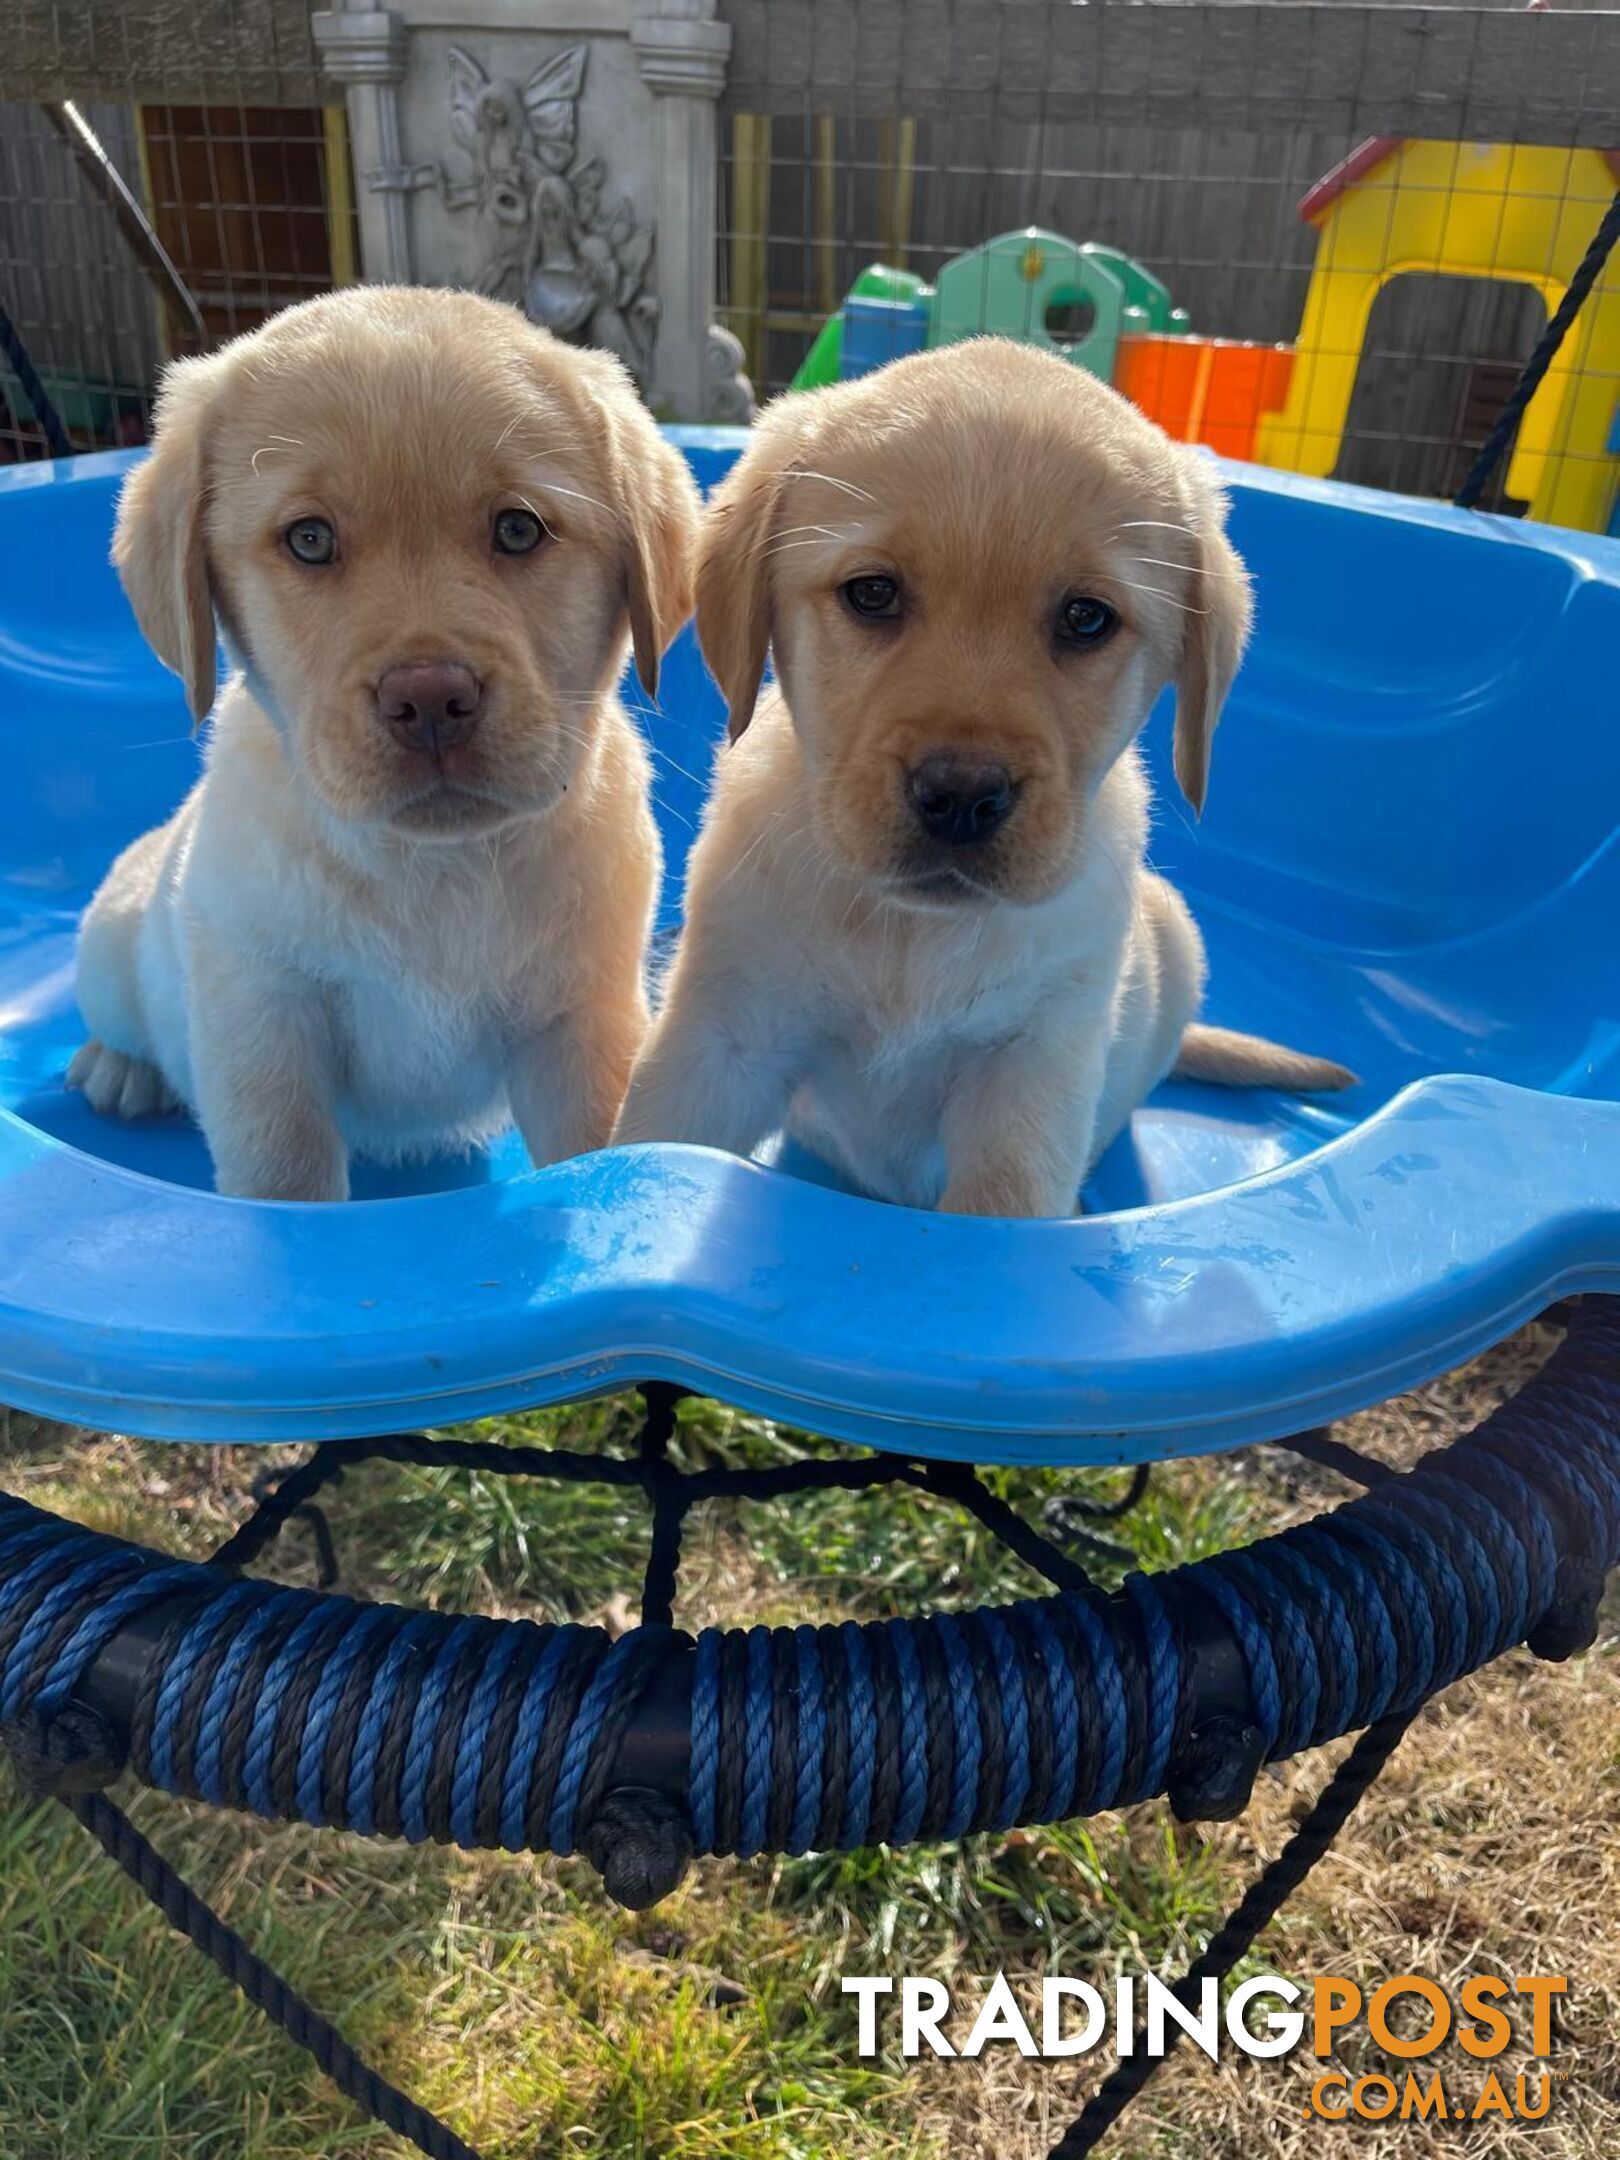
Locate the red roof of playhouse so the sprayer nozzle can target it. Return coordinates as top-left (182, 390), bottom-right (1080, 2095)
top-left (1300, 137), bottom-right (1620, 228)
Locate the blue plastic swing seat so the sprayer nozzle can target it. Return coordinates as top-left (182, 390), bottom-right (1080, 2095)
top-left (0, 432), bottom-right (1615, 1460)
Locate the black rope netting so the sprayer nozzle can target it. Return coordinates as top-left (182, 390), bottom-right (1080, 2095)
top-left (8, 1392), bottom-right (1193, 2160)
top-left (15, 1392), bottom-right (1378, 2160)
top-left (5, 1293), bottom-right (1616, 2160)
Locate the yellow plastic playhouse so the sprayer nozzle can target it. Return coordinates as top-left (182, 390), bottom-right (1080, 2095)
top-left (1255, 137), bottom-right (1620, 533)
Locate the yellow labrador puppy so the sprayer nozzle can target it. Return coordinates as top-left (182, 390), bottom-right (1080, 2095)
top-left (616, 339), bottom-right (1349, 1217)
top-left (70, 287), bottom-right (697, 1200)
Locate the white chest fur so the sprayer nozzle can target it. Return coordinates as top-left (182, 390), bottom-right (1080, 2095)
top-left (788, 856), bottom-right (1127, 1208)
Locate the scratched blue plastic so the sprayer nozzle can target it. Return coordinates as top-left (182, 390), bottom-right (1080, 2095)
top-left (0, 431), bottom-right (1615, 1457)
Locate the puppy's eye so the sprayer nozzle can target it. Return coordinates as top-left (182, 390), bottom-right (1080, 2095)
top-left (842, 573), bottom-right (901, 619)
top-left (1058, 595), bottom-right (1117, 647)
top-left (493, 507), bottom-right (545, 556)
top-left (284, 516), bottom-right (336, 566)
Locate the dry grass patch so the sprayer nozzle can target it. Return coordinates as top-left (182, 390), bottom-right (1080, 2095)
top-left (0, 1318), bottom-right (1614, 2158)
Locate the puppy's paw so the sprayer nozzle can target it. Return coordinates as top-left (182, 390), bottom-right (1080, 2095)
top-left (938, 1133), bottom-right (1089, 1218)
top-left (66, 1041), bottom-right (179, 1120)
top-left (939, 1169), bottom-right (1075, 1220)
top-left (212, 1120), bottom-right (350, 1203)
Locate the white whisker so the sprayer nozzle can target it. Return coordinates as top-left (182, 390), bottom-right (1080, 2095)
top-left (752, 521), bottom-right (854, 560)
top-left (514, 491), bottom-right (561, 543)
top-left (834, 880), bottom-right (866, 939)
top-left (780, 469), bottom-right (877, 504)
top-left (649, 743), bottom-right (705, 788)
top-left (758, 532), bottom-right (856, 564)
top-left (649, 787), bottom-right (696, 833)
top-left (1114, 579), bottom-right (1209, 616)
top-left (534, 480), bottom-right (613, 521)
top-left (713, 801), bottom-right (794, 896)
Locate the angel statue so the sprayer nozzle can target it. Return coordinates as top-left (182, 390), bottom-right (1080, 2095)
top-left (442, 44), bottom-right (660, 387)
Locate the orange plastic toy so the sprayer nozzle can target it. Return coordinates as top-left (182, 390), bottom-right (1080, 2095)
top-left (1116, 336), bottom-right (1294, 460)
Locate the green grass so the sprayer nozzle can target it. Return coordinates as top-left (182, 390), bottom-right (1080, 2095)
top-left (314, 1395), bottom-right (1258, 1628)
top-left (1, 1335), bottom-right (1614, 2160)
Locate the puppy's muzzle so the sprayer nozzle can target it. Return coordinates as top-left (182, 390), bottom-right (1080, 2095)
top-left (906, 753), bottom-right (1016, 848)
top-left (376, 660), bottom-right (483, 755)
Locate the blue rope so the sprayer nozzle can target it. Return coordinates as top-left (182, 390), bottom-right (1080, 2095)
top-left (0, 1550), bottom-right (144, 1717)
top-left (0, 1515), bottom-right (74, 1576)
top-left (980, 1611), bottom-right (1029, 1832)
top-left (497, 1629), bottom-right (574, 1853)
top-left (788, 1625), bottom-right (826, 1856)
top-left (1250, 1543), bottom-right (1356, 1744)
top-left (1220, 1548), bottom-right (1321, 1756)
top-left (148, 1580), bottom-right (262, 1793)
top-left (888, 1621), bottom-right (928, 1846)
top-left (933, 1613), bottom-right (981, 1839)
top-left (1123, 1573), bottom-right (1180, 1798)
top-left (191, 1593), bottom-right (300, 1807)
top-left (1023, 1599), bottom-right (1081, 1820)
top-left (35, 1565), bottom-right (200, 1719)
top-left (447, 1622), bottom-right (531, 1851)
top-left (401, 1621), bottom-right (485, 1847)
top-left (1289, 1522), bottom-right (1399, 1724)
top-left (1197, 1567), bottom-right (1283, 1751)
top-left (688, 1629), bottom-right (721, 1856)
top-left (737, 1626), bottom-right (774, 1858)
top-left (1061, 1590), bottom-right (1129, 1809)
top-left (296, 1601), bottom-right (397, 1828)
top-left (1, 1303), bottom-right (1617, 1871)
top-left (1333, 1519), bottom-right (1440, 1711)
top-left (1354, 1495), bottom-right (1469, 1694)
top-left (243, 1601), bottom-right (349, 1820)
top-left (549, 1631), bottom-right (649, 1857)
top-left (344, 1612), bottom-right (439, 1837)
top-left (838, 1621), bottom-right (875, 1848)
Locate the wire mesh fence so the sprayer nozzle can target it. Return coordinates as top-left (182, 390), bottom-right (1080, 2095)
top-left (0, 100), bottom-right (163, 455)
top-left (715, 0), bottom-right (1620, 527)
top-left (1, 1), bottom-right (346, 459)
top-left (1, 1), bottom-right (1617, 531)
top-left (718, 113), bottom-right (1561, 506)
top-left (0, 85), bottom-right (355, 458)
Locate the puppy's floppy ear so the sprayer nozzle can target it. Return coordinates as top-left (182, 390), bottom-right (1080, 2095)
top-left (627, 426), bottom-right (701, 702)
top-left (572, 347), bottom-right (701, 701)
top-left (112, 351), bottom-right (225, 724)
top-left (694, 402), bottom-right (809, 742)
top-left (1172, 462), bottom-right (1252, 817)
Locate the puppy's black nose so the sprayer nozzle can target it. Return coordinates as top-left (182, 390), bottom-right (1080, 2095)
top-left (376, 661), bottom-right (482, 753)
top-left (906, 754), bottom-right (1016, 847)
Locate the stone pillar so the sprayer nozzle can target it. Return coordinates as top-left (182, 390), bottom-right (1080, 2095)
top-left (312, 9), bottom-right (421, 283)
top-left (309, 0), bottom-right (751, 420)
top-left (631, 2), bottom-right (743, 421)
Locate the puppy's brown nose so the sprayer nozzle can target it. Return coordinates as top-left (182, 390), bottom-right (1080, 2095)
top-left (375, 661), bottom-right (482, 753)
top-left (907, 754), bottom-right (1016, 847)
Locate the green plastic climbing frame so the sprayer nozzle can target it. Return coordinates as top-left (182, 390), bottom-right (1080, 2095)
top-left (929, 227), bottom-right (1126, 380)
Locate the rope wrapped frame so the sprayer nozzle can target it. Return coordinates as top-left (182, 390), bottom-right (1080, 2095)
top-left (1, 1301), bottom-right (1615, 1907)
top-left (2, 184), bottom-right (1615, 2160)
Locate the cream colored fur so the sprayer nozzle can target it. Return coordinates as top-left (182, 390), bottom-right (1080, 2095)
top-left (71, 287), bottom-right (698, 1200)
top-left (616, 340), bottom-right (1350, 1216)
